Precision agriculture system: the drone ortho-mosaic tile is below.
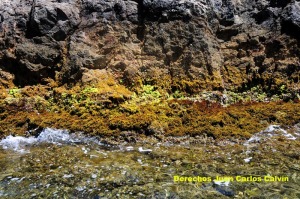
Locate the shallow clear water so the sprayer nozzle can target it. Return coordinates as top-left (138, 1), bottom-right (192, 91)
top-left (0, 126), bottom-right (299, 199)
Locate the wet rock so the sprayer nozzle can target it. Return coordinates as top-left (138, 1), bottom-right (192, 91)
top-left (214, 185), bottom-right (235, 197)
top-left (152, 191), bottom-right (180, 199)
top-left (270, 0), bottom-right (292, 8)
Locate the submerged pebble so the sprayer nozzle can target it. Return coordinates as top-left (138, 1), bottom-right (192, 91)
top-left (215, 185), bottom-right (235, 197)
top-left (138, 147), bottom-right (152, 153)
top-left (244, 157), bottom-right (252, 163)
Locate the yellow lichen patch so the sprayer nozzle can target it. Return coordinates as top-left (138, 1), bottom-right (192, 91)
top-left (171, 78), bottom-right (207, 94)
top-left (222, 65), bottom-right (248, 90)
top-left (0, 88), bottom-right (8, 99)
top-left (20, 85), bottom-right (51, 97)
top-left (108, 106), bottom-right (157, 130)
top-left (0, 79), bottom-right (300, 141)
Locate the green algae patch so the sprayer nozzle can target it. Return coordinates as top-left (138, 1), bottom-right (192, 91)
top-left (1, 80), bottom-right (300, 140)
top-left (0, 69), bottom-right (300, 140)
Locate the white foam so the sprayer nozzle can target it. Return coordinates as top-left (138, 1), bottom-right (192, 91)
top-left (265, 125), bottom-right (296, 140)
top-left (0, 135), bottom-right (37, 153)
top-left (243, 124), bottom-right (299, 156)
top-left (37, 128), bottom-right (70, 144)
top-left (0, 128), bottom-right (103, 153)
top-left (244, 125), bottom-right (297, 147)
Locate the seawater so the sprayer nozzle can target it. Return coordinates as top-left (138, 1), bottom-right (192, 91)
top-left (0, 126), bottom-right (299, 198)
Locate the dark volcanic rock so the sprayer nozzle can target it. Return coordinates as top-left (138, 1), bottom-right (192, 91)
top-left (26, 1), bottom-right (80, 41)
top-left (0, 0), bottom-right (299, 93)
top-left (282, 1), bottom-right (300, 39)
top-left (14, 38), bottom-right (61, 85)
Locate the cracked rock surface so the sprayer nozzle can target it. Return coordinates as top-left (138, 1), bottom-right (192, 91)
top-left (0, 0), bottom-right (299, 94)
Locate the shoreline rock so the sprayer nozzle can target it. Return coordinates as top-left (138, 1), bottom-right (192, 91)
top-left (0, 0), bottom-right (299, 94)
top-left (0, 1), bottom-right (300, 139)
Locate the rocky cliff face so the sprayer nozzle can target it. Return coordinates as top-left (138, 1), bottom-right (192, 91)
top-left (0, 0), bottom-right (299, 94)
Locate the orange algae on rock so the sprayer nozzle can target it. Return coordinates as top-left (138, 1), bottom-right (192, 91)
top-left (1, 81), bottom-right (300, 141)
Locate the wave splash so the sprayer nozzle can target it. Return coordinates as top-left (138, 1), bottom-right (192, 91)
top-left (1, 124), bottom-right (299, 153)
top-left (244, 124), bottom-right (298, 147)
top-left (243, 124), bottom-right (299, 158)
top-left (0, 128), bottom-right (102, 153)
top-left (0, 135), bottom-right (37, 153)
